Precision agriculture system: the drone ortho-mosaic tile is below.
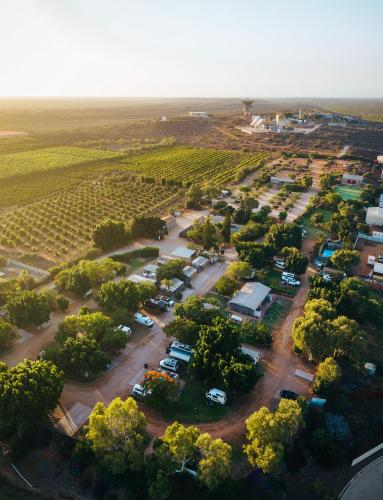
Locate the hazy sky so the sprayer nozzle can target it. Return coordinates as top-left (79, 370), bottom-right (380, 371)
top-left (1, 0), bottom-right (382, 97)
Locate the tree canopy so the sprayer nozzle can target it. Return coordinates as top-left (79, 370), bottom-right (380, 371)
top-left (84, 397), bottom-right (148, 474)
top-left (92, 218), bottom-right (127, 251)
top-left (265, 223), bottom-right (302, 251)
top-left (280, 247), bottom-right (308, 274)
top-left (244, 399), bottom-right (303, 473)
top-left (163, 318), bottom-right (200, 345)
top-left (6, 290), bottom-right (51, 328)
top-left (312, 357), bottom-right (342, 396)
top-left (329, 249), bottom-right (360, 274)
top-left (0, 318), bottom-right (17, 353)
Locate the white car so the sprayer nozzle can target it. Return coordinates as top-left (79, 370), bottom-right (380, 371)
top-left (282, 277), bottom-right (301, 287)
top-left (159, 368), bottom-right (180, 381)
top-left (116, 325), bottom-right (132, 336)
top-left (206, 388), bottom-right (227, 405)
top-left (170, 341), bottom-right (194, 354)
top-left (131, 384), bottom-right (151, 398)
top-left (159, 295), bottom-right (175, 307)
top-left (159, 358), bottom-right (180, 372)
top-left (230, 314), bottom-right (243, 324)
top-left (274, 259), bottom-right (285, 270)
top-left (282, 271), bottom-right (295, 280)
top-left (134, 312), bottom-right (154, 327)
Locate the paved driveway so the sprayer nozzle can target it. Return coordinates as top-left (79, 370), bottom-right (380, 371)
top-left (340, 456), bottom-right (383, 500)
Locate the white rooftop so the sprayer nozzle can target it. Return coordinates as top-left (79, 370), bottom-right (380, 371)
top-left (171, 246), bottom-right (196, 259)
top-left (373, 262), bottom-right (383, 275)
top-left (367, 207), bottom-right (383, 218)
top-left (229, 282), bottom-right (271, 310)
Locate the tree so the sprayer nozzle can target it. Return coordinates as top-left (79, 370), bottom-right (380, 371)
top-left (292, 311), bottom-right (333, 360)
top-left (233, 207), bottom-right (252, 225)
top-left (265, 223), bottom-right (302, 250)
top-left (163, 318), bottom-right (200, 344)
top-left (185, 184), bottom-right (203, 209)
top-left (84, 397), bottom-right (148, 474)
top-left (174, 296), bottom-right (225, 326)
top-left (221, 211), bottom-right (232, 244)
top-left (187, 216), bottom-right (219, 250)
top-left (6, 290), bottom-right (50, 328)
top-left (281, 247), bottom-right (308, 274)
top-left (92, 218), bottom-right (127, 251)
top-left (240, 320), bottom-right (272, 346)
top-left (319, 173), bottom-right (338, 191)
top-left (312, 357), bottom-right (342, 396)
top-left (162, 422), bottom-right (200, 472)
top-left (96, 278), bottom-right (140, 313)
top-left (143, 370), bottom-right (178, 407)
top-left (337, 277), bottom-right (383, 324)
top-left (192, 320), bottom-right (258, 392)
top-left (329, 249), bottom-right (360, 274)
top-left (48, 336), bottom-right (109, 380)
top-left (0, 318), bottom-right (17, 353)
top-left (196, 433), bottom-right (232, 489)
top-left (231, 221), bottom-right (268, 244)
top-left (213, 276), bottom-right (238, 296)
top-left (225, 261), bottom-right (252, 280)
top-left (244, 399), bottom-right (303, 473)
top-left (57, 295), bottom-right (69, 312)
top-left (279, 211), bottom-right (287, 221)
top-left (0, 359), bottom-right (64, 437)
top-left (236, 242), bottom-right (276, 268)
top-left (331, 315), bottom-right (366, 361)
top-left (131, 216), bottom-right (166, 239)
top-left (156, 259), bottom-right (185, 282)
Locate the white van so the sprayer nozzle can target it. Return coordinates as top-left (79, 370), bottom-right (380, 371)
top-left (230, 314), bottom-right (243, 324)
top-left (171, 341), bottom-right (194, 354)
top-left (206, 388), bottom-right (227, 405)
top-left (282, 271), bottom-right (295, 280)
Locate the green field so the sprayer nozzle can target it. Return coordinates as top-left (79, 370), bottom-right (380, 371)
top-left (301, 208), bottom-right (333, 239)
top-left (0, 146), bottom-right (123, 181)
top-left (334, 185), bottom-right (363, 201)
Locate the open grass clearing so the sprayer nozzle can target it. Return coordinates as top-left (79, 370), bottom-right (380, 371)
top-left (301, 208), bottom-right (333, 239)
top-left (334, 185), bottom-right (363, 201)
top-left (263, 298), bottom-right (292, 329)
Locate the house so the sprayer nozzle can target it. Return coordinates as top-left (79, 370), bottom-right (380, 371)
top-left (270, 176), bottom-right (295, 186)
top-left (192, 256), bottom-right (209, 271)
top-left (182, 265), bottom-right (197, 284)
top-left (162, 215), bottom-right (176, 232)
top-left (366, 207), bottom-right (383, 226)
top-left (170, 246), bottom-right (197, 261)
top-left (341, 173), bottom-right (364, 186)
top-left (228, 282), bottom-right (272, 318)
top-left (189, 111), bottom-right (208, 118)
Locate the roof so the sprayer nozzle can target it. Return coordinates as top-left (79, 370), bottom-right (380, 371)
top-left (170, 246), bottom-right (196, 259)
top-left (192, 256), bottom-right (209, 266)
top-left (128, 274), bottom-right (154, 284)
top-left (229, 282), bottom-right (271, 311)
top-left (162, 215), bottom-right (176, 223)
top-left (342, 173), bottom-right (364, 180)
top-left (183, 265), bottom-right (197, 278)
top-left (373, 262), bottom-right (383, 275)
top-left (367, 207), bottom-right (383, 218)
top-left (144, 264), bottom-right (158, 273)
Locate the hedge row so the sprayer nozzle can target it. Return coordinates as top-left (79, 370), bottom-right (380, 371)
top-left (111, 246), bottom-right (159, 263)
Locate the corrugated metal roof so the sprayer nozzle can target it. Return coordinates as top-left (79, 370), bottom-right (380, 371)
top-left (229, 282), bottom-right (271, 311)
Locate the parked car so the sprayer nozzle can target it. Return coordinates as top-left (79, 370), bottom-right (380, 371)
top-left (230, 314), bottom-right (243, 324)
top-left (131, 384), bottom-right (151, 398)
top-left (280, 389), bottom-right (298, 400)
top-left (282, 271), bottom-right (295, 280)
top-left (206, 388), bottom-right (227, 405)
top-left (159, 368), bottom-right (180, 381)
top-left (145, 298), bottom-right (168, 312)
top-left (159, 358), bottom-right (180, 372)
top-left (134, 312), bottom-right (154, 327)
top-left (282, 276), bottom-right (301, 287)
top-left (170, 341), bottom-right (194, 354)
top-left (116, 324), bottom-right (132, 336)
top-left (159, 295), bottom-right (175, 307)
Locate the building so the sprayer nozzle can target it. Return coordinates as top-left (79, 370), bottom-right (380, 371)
top-left (270, 176), bottom-right (295, 185)
top-left (170, 246), bottom-right (197, 261)
top-left (366, 207), bottom-right (383, 226)
top-left (378, 194), bottom-right (383, 209)
top-left (182, 265), bottom-right (197, 284)
top-left (128, 274), bottom-right (154, 284)
top-left (192, 255), bottom-right (209, 271)
top-left (372, 262), bottom-right (383, 282)
top-left (189, 111), bottom-right (208, 118)
top-left (160, 278), bottom-right (184, 295)
top-left (377, 155), bottom-right (383, 165)
top-left (228, 282), bottom-right (272, 318)
top-left (341, 173), bottom-right (364, 186)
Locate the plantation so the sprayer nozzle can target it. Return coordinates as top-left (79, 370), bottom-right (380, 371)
top-left (0, 146), bottom-right (122, 181)
top-left (0, 145), bottom-right (268, 261)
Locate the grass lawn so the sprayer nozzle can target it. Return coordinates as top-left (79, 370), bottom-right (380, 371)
top-left (334, 185), bottom-right (363, 201)
top-left (159, 377), bottom-right (231, 423)
top-left (301, 208), bottom-right (333, 239)
top-left (263, 298), bottom-right (292, 329)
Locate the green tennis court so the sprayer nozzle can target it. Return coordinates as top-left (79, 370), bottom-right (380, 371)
top-left (334, 185), bottom-right (363, 201)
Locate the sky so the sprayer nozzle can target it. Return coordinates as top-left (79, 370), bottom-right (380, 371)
top-left (1, 0), bottom-right (382, 98)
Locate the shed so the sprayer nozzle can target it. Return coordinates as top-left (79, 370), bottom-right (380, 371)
top-left (170, 246), bottom-right (197, 261)
top-left (228, 282), bottom-right (272, 318)
top-left (366, 207), bottom-right (383, 226)
top-left (144, 264), bottom-right (159, 274)
top-left (182, 265), bottom-right (197, 280)
top-left (192, 256), bottom-right (209, 271)
top-left (160, 278), bottom-right (185, 294)
top-left (128, 274), bottom-right (154, 284)
top-left (162, 215), bottom-right (176, 232)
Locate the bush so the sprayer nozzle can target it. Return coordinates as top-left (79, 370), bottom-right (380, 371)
top-left (111, 246), bottom-right (159, 263)
top-left (214, 276), bottom-right (238, 296)
top-left (240, 320), bottom-right (272, 346)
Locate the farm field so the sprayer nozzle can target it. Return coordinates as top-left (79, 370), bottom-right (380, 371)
top-left (0, 146), bottom-right (123, 181)
top-left (0, 145), bottom-right (268, 262)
